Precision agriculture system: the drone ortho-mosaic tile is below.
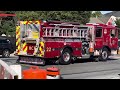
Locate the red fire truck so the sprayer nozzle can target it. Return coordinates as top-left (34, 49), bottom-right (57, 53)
top-left (15, 20), bottom-right (118, 65)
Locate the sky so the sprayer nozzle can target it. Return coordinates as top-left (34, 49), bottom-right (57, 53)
top-left (101, 11), bottom-right (112, 14)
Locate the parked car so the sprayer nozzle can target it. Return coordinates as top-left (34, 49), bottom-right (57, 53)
top-left (0, 38), bottom-right (14, 57)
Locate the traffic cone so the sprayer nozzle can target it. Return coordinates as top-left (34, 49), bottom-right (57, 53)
top-left (89, 41), bottom-right (94, 53)
top-left (46, 66), bottom-right (60, 79)
top-left (22, 66), bottom-right (47, 79)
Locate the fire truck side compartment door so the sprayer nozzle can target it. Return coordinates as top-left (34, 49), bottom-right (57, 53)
top-left (110, 28), bottom-right (118, 49)
top-left (44, 42), bottom-right (60, 58)
top-left (94, 27), bottom-right (103, 49)
top-left (103, 28), bottom-right (110, 46)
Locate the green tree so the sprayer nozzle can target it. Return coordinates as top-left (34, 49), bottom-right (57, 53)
top-left (1, 20), bottom-right (15, 36)
top-left (0, 11), bottom-right (92, 36)
top-left (115, 19), bottom-right (120, 28)
top-left (15, 11), bottom-right (92, 24)
top-left (91, 11), bottom-right (102, 18)
top-left (0, 11), bottom-right (16, 36)
top-left (4, 11), bottom-right (15, 14)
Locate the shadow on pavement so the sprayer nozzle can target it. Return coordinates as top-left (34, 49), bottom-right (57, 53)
top-left (107, 58), bottom-right (118, 60)
top-left (44, 58), bottom-right (93, 66)
top-left (45, 57), bottom-right (119, 66)
top-left (16, 57), bottom-right (119, 67)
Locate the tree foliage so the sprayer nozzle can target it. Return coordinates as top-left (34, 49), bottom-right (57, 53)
top-left (0, 11), bottom-right (92, 36)
top-left (15, 11), bottom-right (92, 24)
top-left (0, 20), bottom-right (16, 36)
top-left (115, 19), bottom-right (120, 28)
top-left (0, 11), bottom-right (16, 36)
top-left (91, 11), bottom-right (103, 18)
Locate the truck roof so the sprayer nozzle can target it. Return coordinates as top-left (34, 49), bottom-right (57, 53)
top-left (86, 23), bottom-right (117, 28)
top-left (47, 20), bottom-right (80, 25)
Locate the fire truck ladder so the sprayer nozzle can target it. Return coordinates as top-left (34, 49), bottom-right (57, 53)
top-left (43, 26), bottom-right (89, 39)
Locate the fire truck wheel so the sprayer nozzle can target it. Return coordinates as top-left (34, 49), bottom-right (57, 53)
top-left (99, 48), bottom-right (109, 61)
top-left (59, 48), bottom-right (72, 65)
top-left (2, 49), bottom-right (10, 58)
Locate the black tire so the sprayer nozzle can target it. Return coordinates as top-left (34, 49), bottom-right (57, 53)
top-left (99, 48), bottom-right (109, 61)
top-left (59, 48), bottom-right (72, 65)
top-left (2, 49), bottom-right (10, 58)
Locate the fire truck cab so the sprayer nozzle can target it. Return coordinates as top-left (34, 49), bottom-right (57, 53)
top-left (15, 20), bottom-right (118, 65)
top-left (86, 23), bottom-right (118, 61)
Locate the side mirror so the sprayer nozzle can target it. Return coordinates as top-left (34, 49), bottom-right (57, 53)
top-left (111, 34), bottom-right (115, 37)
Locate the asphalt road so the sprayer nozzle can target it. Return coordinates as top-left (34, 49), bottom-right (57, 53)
top-left (1, 55), bottom-right (120, 79)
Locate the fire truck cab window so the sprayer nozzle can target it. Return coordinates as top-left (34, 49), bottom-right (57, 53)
top-left (111, 29), bottom-right (116, 37)
top-left (95, 27), bottom-right (102, 37)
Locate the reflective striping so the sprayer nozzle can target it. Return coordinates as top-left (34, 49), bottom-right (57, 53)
top-left (17, 50), bottom-right (20, 54)
top-left (16, 26), bottom-right (20, 30)
top-left (16, 42), bottom-right (19, 47)
top-left (18, 38), bottom-right (20, 42)
top-left (27, 21), bottom-right (32, 24)
top-left (24, 46), bottom-right (27, 52)
top-left (23, 45), bottom-right (27, 51)
top-left (16, 25), bottom-right (21, 55)
top-left (16, 38), bottom-right (20, 46)
top-left (23, 21), bottom-right (27, 24)
top-left (16, 34), bottom-right (19, 39)
top-left (20, 21), bottom-right (27, 24)
top-left (16, 32), bottom-right (20, 37)
top-left (16, 31), bottom-right (19, 35)
top-left (40, 47), bottom-right (42, 51)
top-left (40, 42), bottom-right (44, 47)
top-left (16, 42), bottom-right (18, 46)
top-left (22, 42), bottom-right (27, 52)
top-left (22, 43), bottom-right (26, 50)
top-left (34, 21), bottom-right (40, 24)
top-left (18, 45), bottom-right (20, 50)
top-left (39, 42), bottom-right (44, 57)
top-left (20, 21), bottom-right (41, 25)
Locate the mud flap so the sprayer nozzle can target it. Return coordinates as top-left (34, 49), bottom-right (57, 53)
top-left (17, 55), bottom-right (45, 65)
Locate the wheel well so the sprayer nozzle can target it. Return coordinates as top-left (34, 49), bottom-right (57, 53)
top-left (103, 46), bottom-right (111, 53)
top-left (63, 46), bottom-right (73, 53)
